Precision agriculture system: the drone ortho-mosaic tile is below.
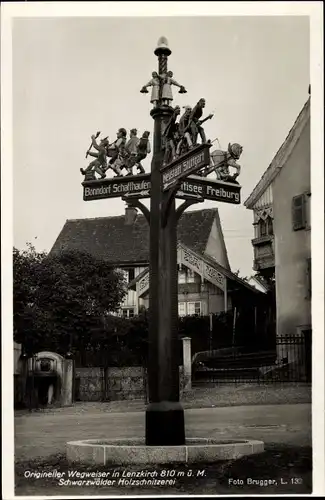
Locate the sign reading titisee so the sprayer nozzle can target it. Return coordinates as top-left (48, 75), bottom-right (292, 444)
top-left (83, 173), bottom-right (241, 205)
top-left (178, 176), bottom-right (241, 204)
top-left (161, 144), bottom-right (211, 191)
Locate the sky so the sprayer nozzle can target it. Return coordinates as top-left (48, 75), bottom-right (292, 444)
top-left (12, 13), bottom-right (310, 276)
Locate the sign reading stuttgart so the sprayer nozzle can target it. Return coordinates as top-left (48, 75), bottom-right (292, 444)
top-left (83, 173), bottom-right (241, 204)
top-left (161, 144), bottom-right (211, 191)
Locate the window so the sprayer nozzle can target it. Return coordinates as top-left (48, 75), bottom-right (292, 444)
top-left (178, 268), bottom-right (197, 283)
top-left (258, 219), bottom-right (267, 237)
top-left (122, 268), bottom-right (135, 283)
top-left (292, 194), bottom-right (307, 231)
top-left (122, 308), bottom-right (134, 318)
top-left (187, 269), bottom-right (195, 283)
top-left (187, 301), bottom-right (201, 316)
top-left (267, 216), bottom-right (273, 236)
top-left (128, 268), bottom-right (135, 282)
top-left (178, 302), bottom-right (186, 317)
top-left (178, 270), bottom-right (186, 284)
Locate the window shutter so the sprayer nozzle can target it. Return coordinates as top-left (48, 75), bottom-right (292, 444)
top-left (306, 258), bottom-right (311, 298)
top-left (259, 219), bottom-right (267, 237)
top-left (128, 268), bottom-right (135, 282)
top-left (292, 194), bottom-right (306, 231)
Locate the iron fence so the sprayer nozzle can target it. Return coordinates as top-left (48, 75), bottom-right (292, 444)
top-left (192, 334), bottom-right (311, 385)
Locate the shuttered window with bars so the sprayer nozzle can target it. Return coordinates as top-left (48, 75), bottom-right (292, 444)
top-left (292, 194), bottom-right (307, 231)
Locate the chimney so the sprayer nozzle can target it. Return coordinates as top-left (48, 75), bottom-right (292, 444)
top-left (125, 205), bottom-right (138, 225)
top-left (308, 84), bottom-right (311, 95)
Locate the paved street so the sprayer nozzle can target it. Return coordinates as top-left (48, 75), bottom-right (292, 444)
top-left (15, 403), bottom-right (311, 461)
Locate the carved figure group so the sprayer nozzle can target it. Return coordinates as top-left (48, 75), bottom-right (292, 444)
top-left (81, 129), bottom-right (151, 180)
top-left (141, 70), bottom-right (186, 107)
top-left (202, 143), bottom-right (243, 183)
top-left (162, 99), bottom-right (214, 166)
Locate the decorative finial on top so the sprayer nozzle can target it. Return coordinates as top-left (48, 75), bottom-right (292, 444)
top-left (154, 36), bottom-right (171, 57)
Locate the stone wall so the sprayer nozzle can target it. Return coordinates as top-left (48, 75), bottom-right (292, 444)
top-left (75, 366), bottom-right (147, 402)
top-left (106, 367), bottom-right (147, 401)
top-left (75, 366), bottom-right (187, 402)
top-left (75, 367), bottom-right (104, 402)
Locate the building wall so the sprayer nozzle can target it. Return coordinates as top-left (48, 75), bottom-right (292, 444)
top-left (119, 266), bottom-right (147, 315)
top-left (272, 118), bottom-right (311, 336)
top-left (142, 280), bottom-right (228, 316)
top-left (126, 264), bottom-right (232, 316)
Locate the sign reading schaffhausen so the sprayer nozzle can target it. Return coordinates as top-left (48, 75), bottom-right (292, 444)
top-left (83, 173), bottom-right (241, 204)
top-left (83, 174), bottom-right (151, 201)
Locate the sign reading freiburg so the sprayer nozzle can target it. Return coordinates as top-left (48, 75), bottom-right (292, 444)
top-left (83, 173), bottom-right (241, 205)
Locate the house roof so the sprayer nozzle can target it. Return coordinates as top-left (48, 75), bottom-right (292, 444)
top-left (244, 97), bottom-right (310, 209)
top-left (50, 208), bottom-right (220, 266)
top-left (246, 275), bottom-right (269, 294)
top-left (128, 242), bottom-right (262, 295)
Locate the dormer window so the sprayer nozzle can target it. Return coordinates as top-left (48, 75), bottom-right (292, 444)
top-left (257, 216), bottom-right (273, 237)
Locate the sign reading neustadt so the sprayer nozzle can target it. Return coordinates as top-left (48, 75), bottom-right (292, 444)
top-left (83, 173), bottom-right (241, 204)
top-left (161, 144), bottom-right (211, 191)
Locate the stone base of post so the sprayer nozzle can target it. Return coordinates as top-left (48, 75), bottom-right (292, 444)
top-left (145, 401), bottom-right (185, 446)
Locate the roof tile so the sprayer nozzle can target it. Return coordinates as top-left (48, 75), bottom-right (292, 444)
top-left (50, 208), bottom-right (219, 265)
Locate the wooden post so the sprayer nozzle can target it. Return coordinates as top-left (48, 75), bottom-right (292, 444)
top-left (224, 278), bottom-right (228, 312)
top-left (145, 104), bottom-right (185, 446)
top-left (145, 42), bottom-right (185, 446)
top-left (182, 337), bottom-right (192, 391)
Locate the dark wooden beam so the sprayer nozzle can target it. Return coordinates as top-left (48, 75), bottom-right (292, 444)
top-left (176, 198), bottom-right (204, 222)
top-left (122, 197), bottom-right (150, 224)
top-left (161, 184), bottom-right (180, 228)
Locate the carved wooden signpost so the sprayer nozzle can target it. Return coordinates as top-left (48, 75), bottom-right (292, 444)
top-left (83, 173), bottom-right (241, 204)
top-left (161, 143), bottom-right (211, 190)
top-left (81, 36), bottom-right (243, 447)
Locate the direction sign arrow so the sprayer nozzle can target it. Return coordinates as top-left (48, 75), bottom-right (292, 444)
top-left (178, 175), bottom-right (241, 204)
top-left (161, 144), bottom-right (211, 191)
top-left (176, 191), bottom-right (204, 201)
top-left (82, 173), bottom-right (151, 201)
top-left (123, 190), bottom-right (150, 198)
top-left (82, 171), bottom-right (241, 205)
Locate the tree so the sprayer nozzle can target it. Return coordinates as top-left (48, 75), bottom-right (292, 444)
top-left (13, 245), bottom-right (128, 356)
top-left (233, 269), bottom-right (249, 282)
top-left (13, 244), bottom-right (48, 354)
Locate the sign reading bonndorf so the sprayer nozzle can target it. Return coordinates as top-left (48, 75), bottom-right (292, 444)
top-left (83, 174), bottom-right (151, 201)
top-left (83, 173), bottom-right (241, 204)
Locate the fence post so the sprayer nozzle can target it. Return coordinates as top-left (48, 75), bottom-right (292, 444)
top-left (62, 358), bottom-right (74, 406)
top-left (182, 337), bottom-right (192, 391)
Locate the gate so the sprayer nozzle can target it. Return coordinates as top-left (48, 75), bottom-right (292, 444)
top-left (192, 335), bottom-right (312, 385)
